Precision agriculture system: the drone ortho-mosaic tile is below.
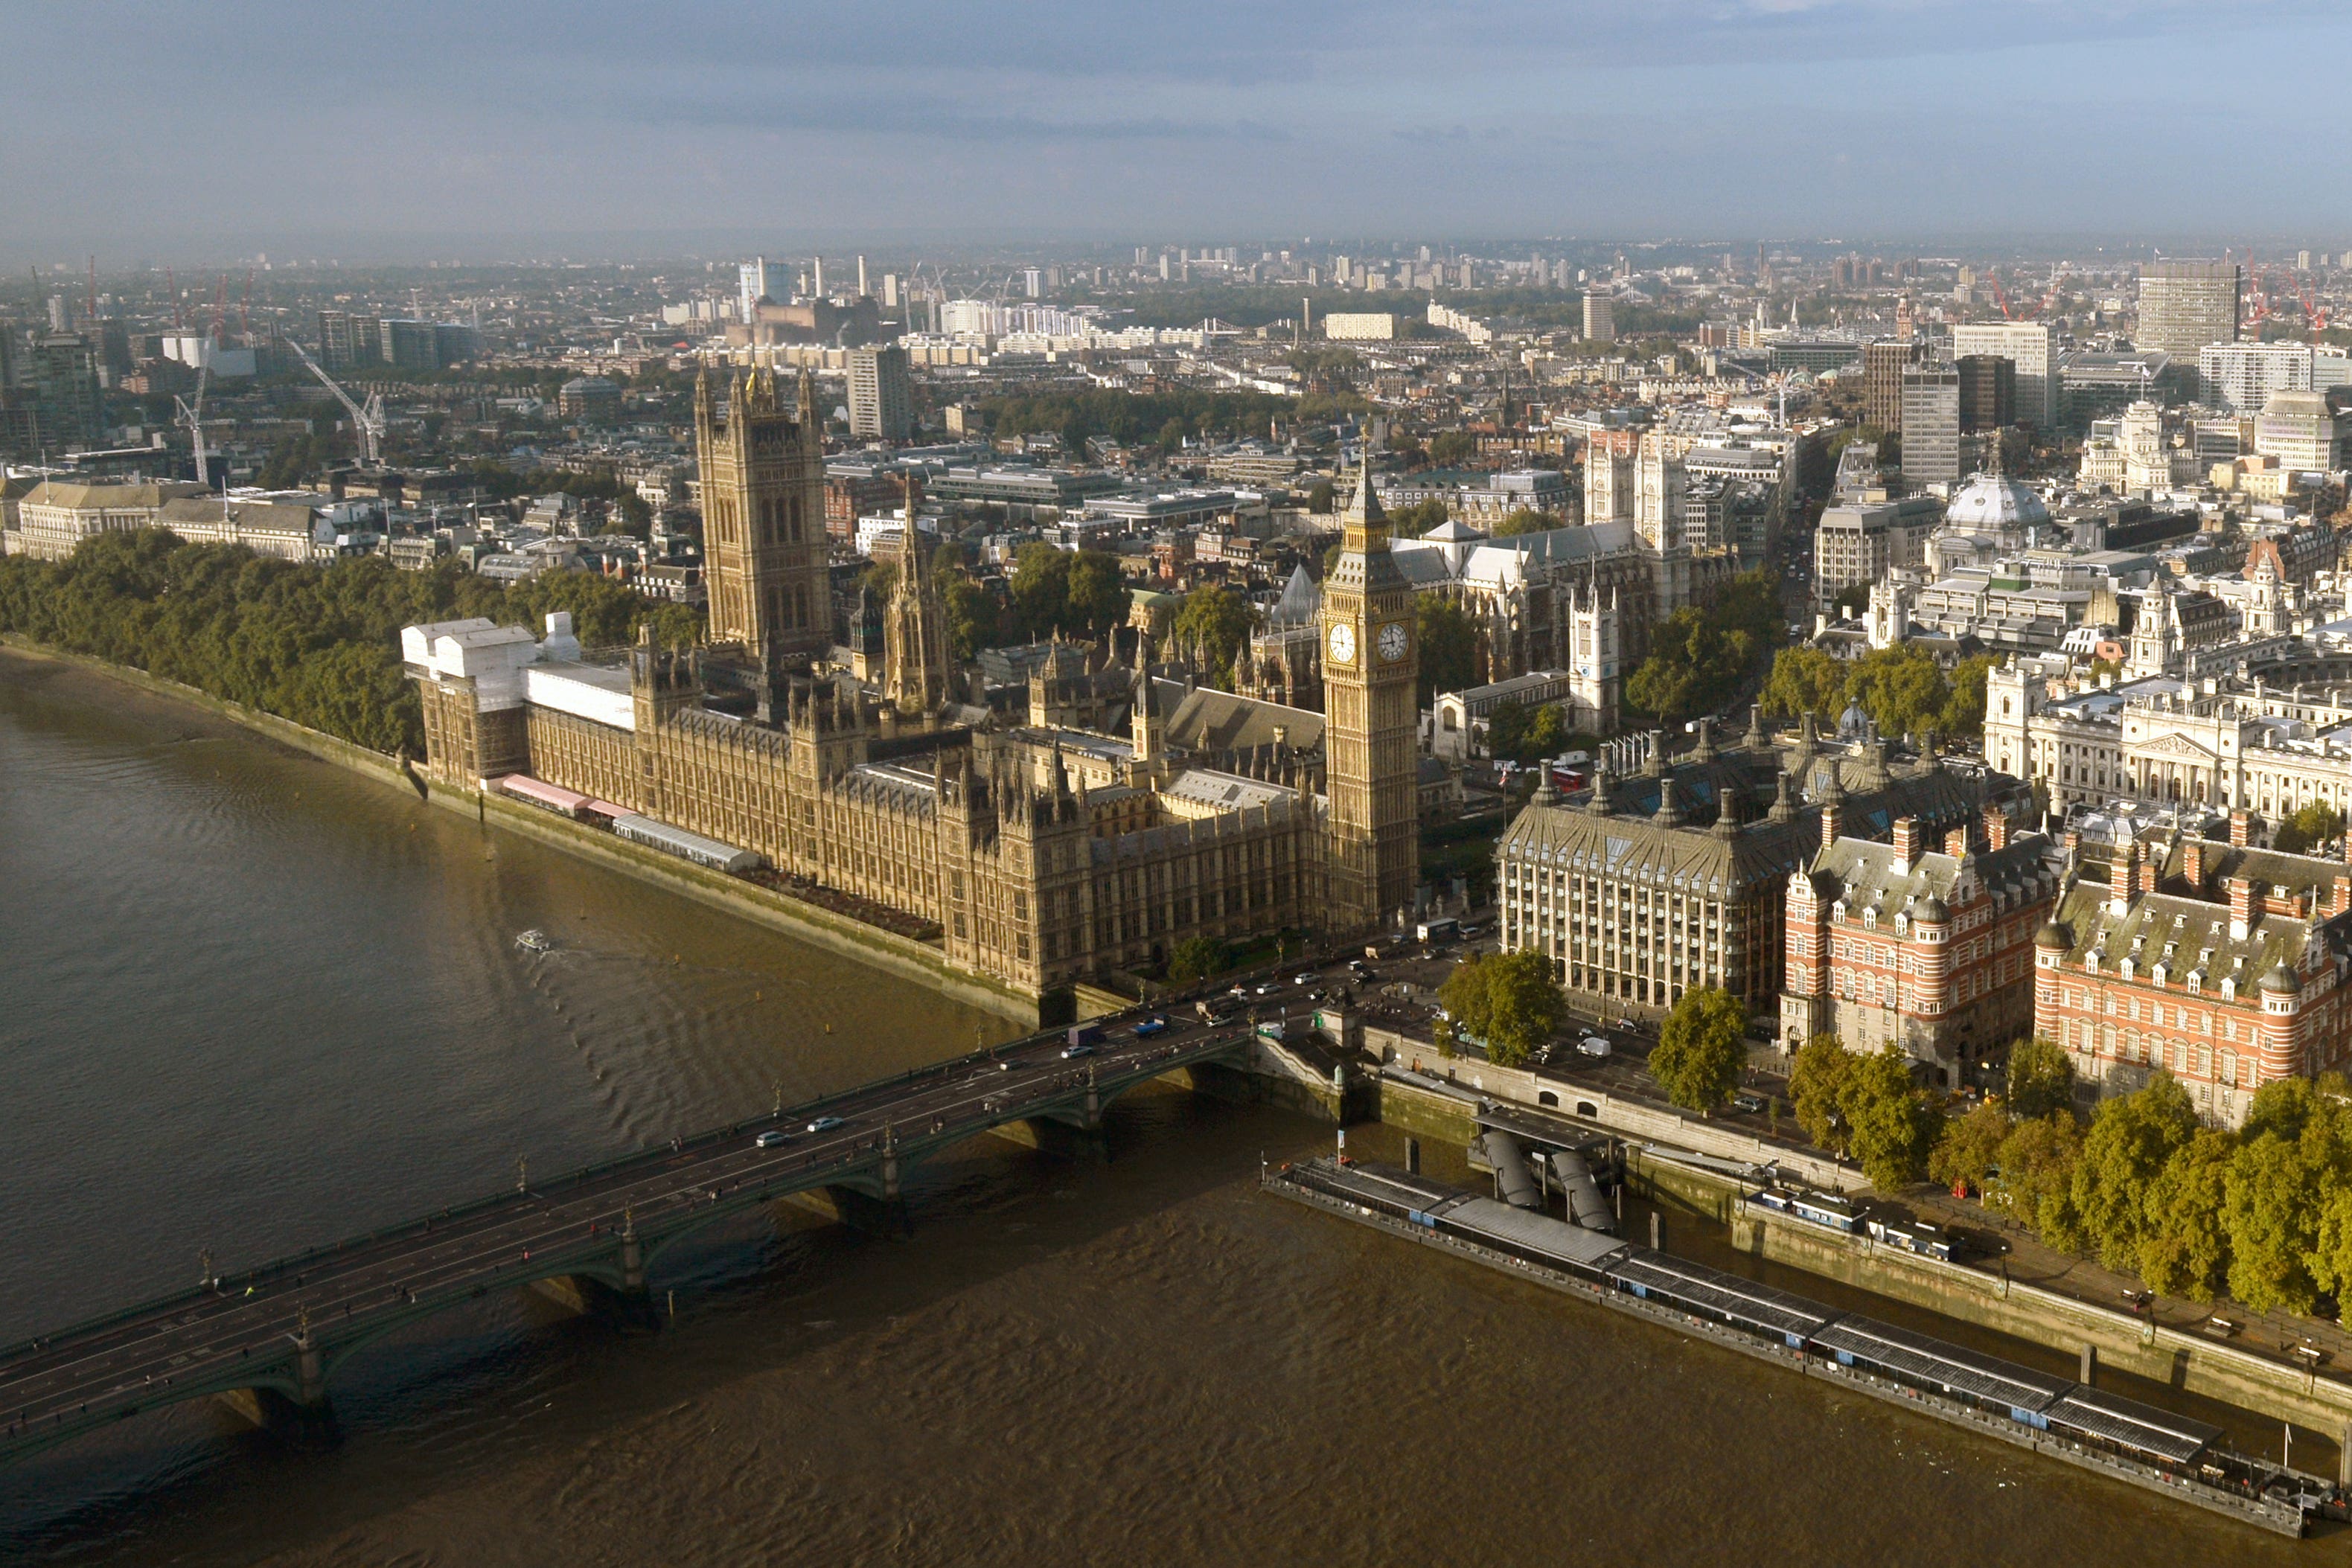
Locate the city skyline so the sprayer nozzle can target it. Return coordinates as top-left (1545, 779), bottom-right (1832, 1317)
top-left (6, 1), bottom-right (2352, 261)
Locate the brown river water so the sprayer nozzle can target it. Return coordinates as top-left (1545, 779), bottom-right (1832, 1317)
top-left (0, 650), bottom-right (2337, 1566)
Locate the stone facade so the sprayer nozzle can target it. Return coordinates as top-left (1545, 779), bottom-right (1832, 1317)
top-left (1496, 714), bottom-right (1999, 1021)
top-left (405, 617), bottom-right (1329, 998)
top-left (696, 366), bottom-right (832, 667)
top-left (1987, 662), bottom-right (2352, 820)
top-left (1320, 452), bottom-right (1421, 930)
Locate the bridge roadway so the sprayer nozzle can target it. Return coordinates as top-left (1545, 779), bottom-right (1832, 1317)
top-left (0, 1011), bottom-right (1262, 1467)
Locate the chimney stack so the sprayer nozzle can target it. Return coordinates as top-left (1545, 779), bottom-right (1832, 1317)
top-left (1891, 816), bottom-right (1920, 874)
top-left (2335, 874), bottom-right (2352, 920)
top-left (1983, 804), bottom-right (2010, 852)
top-left (2184, 836), bottom-right (2208, 894)
top-left (2137, 847), bottom-right (2160, 897)
top-left (2110, 842), bottom-right (2136, 915)
top-left (2231, 808), bottom-right (2253, 847)
top-left (1945, 825), bottom-right (1970, 857)
top-left (2229, 876), bottom-right (2257, 940)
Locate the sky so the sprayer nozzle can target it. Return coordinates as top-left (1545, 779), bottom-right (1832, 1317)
top-left (4, 0), bottom-right (2350, 262)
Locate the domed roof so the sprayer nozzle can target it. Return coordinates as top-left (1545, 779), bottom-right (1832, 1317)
top-left (1914, 893), bottom-right (1949, 923)
top-left (2035, 920), bottom-right (2071, 948)
top-left (1945, 470), bottom-right (2051, 532)
top-left (2261, 961), bottom-right (2301, 995)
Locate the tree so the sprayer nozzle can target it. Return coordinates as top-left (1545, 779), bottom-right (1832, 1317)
top-left (1649, 987), bottom-right (1748, 1115)
top-left (2069, 1072), bottom-right (2199, 1271)
top-left (1439, 950), bottom-right (1566, 1067)
top-left (1387, 497), bottom-right (1451, 535)
top-left (1416, 594), bottom-right (1477, 703)
top-left (1428, 430), bottom-right (1480, 468)
top-left (1939, 653), bottom-right (1997, 741)
top-left (1845, 1046), bottom-right (1944, 1191)
top-left (1438, 955), bottom-right (1493, 1046)
top-left (1789, 1034), bottom-right (1857, 1156)
top-left (1492, 508), bottom-right (1557, 537)
top-left (1009, 543), bottom-right (1128, 641)
top-left (1305, 479), bottom-right (1335, 514)
top-left (1174, 583), bottom-right (1256, 688)
top-left (1065, 551), bottom-right (1132, 637)
top-left (1482, 950), bottom-right (1570, 1066)
top-left (0, 529), bottom-right (690, 760)
top-left (2223, 1129), bottom-right (2327, 1313)
top-left (1625, 569), bottom-right (1783, 725)
top-left (1843, 644), bottom-right (1952, 741)
top-left (2004, 1035), bottom-right (2075, 1121)
top-left (941, 574), bottom-right (1001, 662)
top-left (1167, 935), bottom-right (1227, 985)
top-left (1009, 543), bottom-right (1073, 637)
top-left (1929, 1101), bottom-right (2013, 1193)
top-left (2139, 1127), bottom-right (2236, 1303)
top-left (1992, 1113), bottom-right (2086, 1247)
top-left (1760, 645), bottom-right (1847, 723)
top-left (2274, 800), bottom-right (2345, 856)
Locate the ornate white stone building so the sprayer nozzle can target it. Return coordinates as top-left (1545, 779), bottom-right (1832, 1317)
top-left (1987, 662), bottom-right (2352, 821)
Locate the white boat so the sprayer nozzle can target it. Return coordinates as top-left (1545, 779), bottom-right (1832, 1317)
top-left (514, 929), bottom-right (555, 954)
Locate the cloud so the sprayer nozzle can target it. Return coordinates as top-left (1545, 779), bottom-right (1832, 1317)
top-left (2, 1), bottom-right (2349, 254)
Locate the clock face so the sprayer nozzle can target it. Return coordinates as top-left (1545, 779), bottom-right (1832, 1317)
top-left (1326, 622), bottom-right (1357, 665)
top-left (1378, 621), bottom-right (1410, 663)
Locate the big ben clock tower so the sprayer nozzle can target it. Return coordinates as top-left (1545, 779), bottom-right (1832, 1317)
top-left (1320, 444), bottom-right (1419, 932)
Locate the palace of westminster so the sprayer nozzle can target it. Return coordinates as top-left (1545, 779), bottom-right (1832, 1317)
top-left (405, 367), bottom-right (1422, 1000)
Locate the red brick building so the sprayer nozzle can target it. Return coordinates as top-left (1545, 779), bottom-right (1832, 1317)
top-left (1783, 804), bottom-right (2062, 1086)
top-left (825, 471), bottom-right (918, 543)
top-left (2036, 832), bottom-right (2352, 1127)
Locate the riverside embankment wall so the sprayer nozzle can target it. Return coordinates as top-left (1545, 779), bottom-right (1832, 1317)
top-left (1624, 1147), bottom-right (2352, 1440)
top-left (1357, 1033), bottom-right (2352, 1441)
top-left (1, 639), bottom-right (1038, 1024)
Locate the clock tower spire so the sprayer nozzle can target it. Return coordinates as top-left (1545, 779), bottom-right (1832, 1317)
top-left (1320, 438), bottom-right (1419, 932)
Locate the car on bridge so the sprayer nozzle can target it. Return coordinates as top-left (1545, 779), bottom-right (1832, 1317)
top-left (1061, 1041), bottom-right (1097, 1059)
top-left (806, 1115), bottom-right (846, 1133)
top-left (1133, 1016), bottom-right (1170, 1038)
top-left (755, 1129), bottom-right (793, 1148)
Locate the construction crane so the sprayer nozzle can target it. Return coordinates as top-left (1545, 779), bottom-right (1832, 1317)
top-left (286, 339), bottom-right (386, 466)
top-left (2294, 272), bottom-right (2333, 339)
top-left (173, 356), bottom-right (211, 488)
top-left (1988, 275), bottom-right (2017, 321)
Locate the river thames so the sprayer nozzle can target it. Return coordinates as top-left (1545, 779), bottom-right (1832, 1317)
top-left (0, 650), bottom-right (2321, 1565)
